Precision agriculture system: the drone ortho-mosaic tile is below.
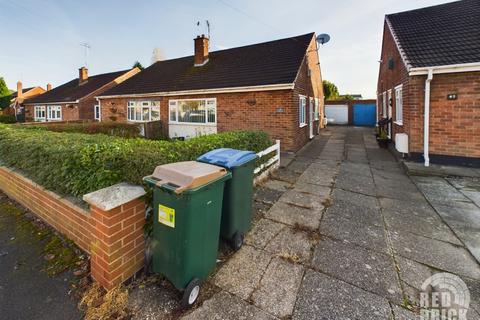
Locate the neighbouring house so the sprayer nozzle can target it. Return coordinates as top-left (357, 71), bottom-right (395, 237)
top-left (23, 67), bottom-right (140, 122)
top-left (4, 82), bottom-right (46, 121)
top-left (377, 0), bottom-right (480, 167)
top-left (97, 33), bottom-right (325, 151)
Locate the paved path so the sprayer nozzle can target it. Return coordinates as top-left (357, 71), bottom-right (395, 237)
top-left (0, 193), bottom-right (81, 320)
top-left (179, 126), bottom-right (480, 320)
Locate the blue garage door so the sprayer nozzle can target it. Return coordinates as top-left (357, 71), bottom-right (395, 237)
top-left (353, 104), bottom-right (376, 126)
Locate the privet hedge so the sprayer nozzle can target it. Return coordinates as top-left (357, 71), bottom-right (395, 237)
top-left (22, 122), bottom-right (142, 138)
top-left (0, 125), bottom-right (271, 198)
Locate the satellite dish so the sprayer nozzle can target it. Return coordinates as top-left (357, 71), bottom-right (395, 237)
top-left (316, 33), bottom-right (331, 45)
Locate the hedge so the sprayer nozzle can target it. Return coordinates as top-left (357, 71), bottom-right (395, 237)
top-left (0, 125), bottom-right (271, 198)
top-left (0, 115), bottom-right (16, 124)
top-left (22, 122), bottom-right (142, 138)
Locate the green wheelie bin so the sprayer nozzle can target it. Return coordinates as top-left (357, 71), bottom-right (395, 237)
top-left (143, 161), bottom-right (231, 308)
top-left (197, 148), bottom-right (258, 250)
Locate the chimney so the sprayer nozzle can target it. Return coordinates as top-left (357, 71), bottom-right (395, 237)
top-left (17, 81), bottom-right (23, 98)
top-left (79, 67), bottom-right (88, 84)
top-left (47, 83), bottom-right (52, 91)
top-left (194, 35), bottom-right (209, 66)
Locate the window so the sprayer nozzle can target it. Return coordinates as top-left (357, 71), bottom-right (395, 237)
top-left (299, 95), bottom-right (307, 127)
top-left (169, 99), bottom-right (216, 124)
top-left (34, 106), bottom-right (46, 121)
top-left (395, 85), bottom-right (403, 124)
top-left (44, 105), bottom-right (61, 121)
top-left (382, 92), bottom-right (387, 116)
top-left (314, 98), bottom-right (320, 120)
top-left (127, 101), bottom-right (160, 122)
top-left (94, 105), bottom-right (101, 121)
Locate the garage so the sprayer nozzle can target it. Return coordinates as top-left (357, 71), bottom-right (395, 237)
top-left (353, 103), bottom-right (376, 126)
top-left (325, 104), bottom-right (348, 124)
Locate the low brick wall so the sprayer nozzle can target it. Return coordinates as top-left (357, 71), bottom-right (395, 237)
top-left (0, 166), bottom-right (146, 290)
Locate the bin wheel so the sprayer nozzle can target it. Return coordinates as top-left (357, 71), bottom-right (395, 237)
top-left (181, 278), bottom-right (201, 308)
top-left (232, 232), bottom-right (244, 251)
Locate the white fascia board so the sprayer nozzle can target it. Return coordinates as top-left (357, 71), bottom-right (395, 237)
top-left (24, 100), bottom-right (79, 105)
top-left (96, 83), bottom-right (294, 99)
top-left (409, 62), bottom-right (480, 76)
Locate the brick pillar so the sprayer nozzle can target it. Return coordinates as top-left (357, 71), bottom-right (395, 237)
top-left (83, 183), bottom-right (146, 290)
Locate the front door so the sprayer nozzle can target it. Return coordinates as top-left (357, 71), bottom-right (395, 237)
top-left (309, 97), bottom-right (314, 139)
top-left (387, 90), bottom-right (392, 138)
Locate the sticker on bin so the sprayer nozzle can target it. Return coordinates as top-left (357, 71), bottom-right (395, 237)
top-left (158, 204), bottom-right (175, 228)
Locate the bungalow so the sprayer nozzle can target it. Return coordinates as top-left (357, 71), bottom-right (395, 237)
top-left (96, 33), bottom-right (325, 151)
top-left (23, 67), bottom-right (140, 122)
top-left (4, 82), bottom-right (46, 121)
top-left (377, 0), bottom-right (480, 166)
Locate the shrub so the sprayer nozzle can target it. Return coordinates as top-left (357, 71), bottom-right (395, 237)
top-left (0, 125), bottom-right (271, 198)
top-left (22, 122), bottom-right (142, 138)
top-left (0, 115), bottom-right (16, 124)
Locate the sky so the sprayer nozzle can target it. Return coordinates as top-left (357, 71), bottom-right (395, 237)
top-left (0, 0), bottom-right (452, 99)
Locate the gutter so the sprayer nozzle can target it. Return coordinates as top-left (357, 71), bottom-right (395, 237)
top-left (423, 68), bottom-right (434, 167)
top-left (96, 83), bottom-right (294, 99)
top-left (409, 62), bottom-right (480, 76)
top-left (23, 100), bottom-right (79, 106)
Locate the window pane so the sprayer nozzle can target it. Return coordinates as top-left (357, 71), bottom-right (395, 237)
top-left (207, 106), bottom-right (216, 123)
top-left (151, 106), bottom-right (160, 121)
top-left (178, 100), bottom-right (206, 123)
top-left (135, 106), bottom-right (142, 121)
top-left (143, 107), bottom-right (150, 121)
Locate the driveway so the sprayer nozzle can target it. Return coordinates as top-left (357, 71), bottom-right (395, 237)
top-left (129, 126), bottom-right (480, 319)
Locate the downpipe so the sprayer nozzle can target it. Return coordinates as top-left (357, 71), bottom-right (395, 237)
top-left (424, 68), bottom-right (434, 167)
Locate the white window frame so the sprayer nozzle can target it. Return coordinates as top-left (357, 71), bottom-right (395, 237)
top-left (394, 84), bottom-right (403, 125)
top-left (127, 100), bottom-right (160, 122)
top-left (34, 106), bottom-right (46, 122)
top-left (168, 98), bottom-right (217, 125)
top-left (94, 104), bottom-right (101, 121)
top-left (314, 98), bottom-right (320, 121)
top-left (46, 105), bottom-right (62, 121)
top-left (299, 95), bottom-right (307, 127)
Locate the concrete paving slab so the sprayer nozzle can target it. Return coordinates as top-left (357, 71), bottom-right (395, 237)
top-left (391, 304), bottom-right (420, 320)
top-left (383, 210), bottom-right (462, 245)
top-left (271, 168), bottom-right (301, 184)
top-left (297, 164), bottom-right (338, 187)
top-left (287, 160), bottom-right (314, 174)
top-left (413, 176), bottom-right (471, 205)
top-left (339, 161), bottom-right (372, 178)
top-left (326, 198), bottom-right (383, 226)
top-left (332, 188), bottom-right (379, 209)
top-left (213, 245), bottom-right (272, 300)
top-left (264, 227), bottom-right (314, 264)
top-left (404, 162), bottom-right (480, 178)
top-left (370, 160), bottom-right (404, 173)
top-left (251, 257), bottom-right (304, 318)
top-left (265, 201), bottom-right (323, 230)
top-left (390, 231), bottom-right (480, 280)
top-left (278, 190), bottom-right (325, 210)
top-left (129, 282), bottom-right (179, 319)
top-left (252, 201), bottom-right (272, 222)
top-left (335, 173), bottom-right (377, 196)
top-left (367, 148), bottom-right (397, 162)
top-left (320, 214), bottom-right (388, 254)
top-left (254, 187), bottom-right (284, 205)
top-left (181, 291), bottom-right (276, 320)
top-left (245, 218), bottom-right (285, 250)
top-left (293, 270), bottom-right (392, 320)
top-left (262, 179), bottom-right (292, 192)
top-left (376, 185), bottom-right (427, 202)
top-left (379, 197), bottom-right (439, 221)
top-left (293, 182), bottom-right (331, 198)
top-left (446, 177), bottom-right (480, 207)
top-left (311, 237), bottom-right (402, 303)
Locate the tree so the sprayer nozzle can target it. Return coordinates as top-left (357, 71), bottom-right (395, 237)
top-left (0, 77), bottom-right (12, 109)
top-left (132, 61), bottom-right (144, 70)
top-left (322, 80), bottom-right (339, 100)
top-left (340, 94), bottom-right (355, 101)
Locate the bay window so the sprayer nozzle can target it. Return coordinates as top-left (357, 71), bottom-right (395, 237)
top-left (169, 98), bottom-right (216, 124)
top-left (127, 101), bottom-right (160, 122)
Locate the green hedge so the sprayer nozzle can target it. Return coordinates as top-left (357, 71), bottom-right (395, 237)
top-left (22, 122), bottom-right (142, 138)
top-left (0, 115), bottom-right (16, 124)
top-left (0, 125), bottom-right (271, 198)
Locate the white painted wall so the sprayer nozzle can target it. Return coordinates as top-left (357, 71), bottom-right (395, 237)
top-left (168, 123), bottom-right (217, 139)
top-left (325, 105), bottom-right (348, 124)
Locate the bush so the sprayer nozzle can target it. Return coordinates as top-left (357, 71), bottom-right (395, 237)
top-left (0, 125), bottom-right (271, 198)
top-left (23, 122), bottom-right (142, 138)
top-left (0, 115), bottom-right (16, 124)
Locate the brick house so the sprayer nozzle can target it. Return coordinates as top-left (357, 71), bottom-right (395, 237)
top-left (97, 33), bottom-right (325, 152)
top-left (23, 67), bottom-right (140, 122)
top-left (3, 82), bottom-right (46, 120)
top-left (377, 0), bottom-right (480, 167)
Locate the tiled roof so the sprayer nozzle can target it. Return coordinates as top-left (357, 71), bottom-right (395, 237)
top-left (11, 87), bottom-right (35, 99)
top-left (24, 70), bottom-right (131, 104)
top-left (102, 33), bottom-right (314, 96)
top-left (386, 0), bottom-right (480, 68)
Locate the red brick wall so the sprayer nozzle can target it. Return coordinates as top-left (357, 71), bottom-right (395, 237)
top-left (0, 166), bottom-right (145, 290)
top-left (25, 104), bottom-right (80, 122)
